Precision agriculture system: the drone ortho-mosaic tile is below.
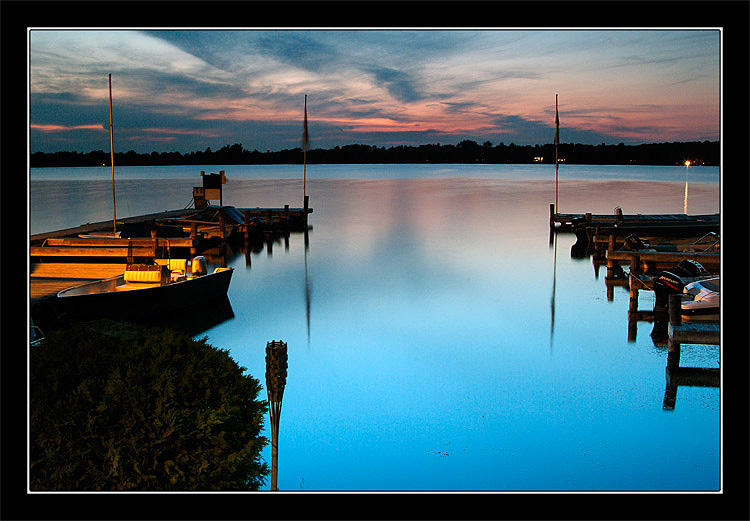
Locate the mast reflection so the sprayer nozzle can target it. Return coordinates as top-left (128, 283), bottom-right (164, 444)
top-left (550, 230), bottom-right (557, 352)
top-left (304, 227), bottom-right (311, 346)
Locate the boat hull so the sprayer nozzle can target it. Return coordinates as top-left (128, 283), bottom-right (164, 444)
top-left (57, 268), bottom-right (233, 321)
top-left (681, 277), bottom-right (720, 315)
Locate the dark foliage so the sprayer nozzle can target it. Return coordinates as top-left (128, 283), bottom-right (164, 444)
top-left (30, 321), bottom-right (269, 491)
top-left (30, 140), bottom-right (719, 167)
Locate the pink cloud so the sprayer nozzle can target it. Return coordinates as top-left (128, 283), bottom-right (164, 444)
top-left (31, 123), bottom-right (104, 132)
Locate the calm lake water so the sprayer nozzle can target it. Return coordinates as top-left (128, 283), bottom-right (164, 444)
top-left (29, 164), bottom-right (721, 491)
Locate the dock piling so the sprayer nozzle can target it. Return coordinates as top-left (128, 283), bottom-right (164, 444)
top-left (549, 204), bottom-right (555, 228)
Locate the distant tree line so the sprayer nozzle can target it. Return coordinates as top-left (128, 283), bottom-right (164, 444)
top-left (30, 140), bottom-right (719, 167)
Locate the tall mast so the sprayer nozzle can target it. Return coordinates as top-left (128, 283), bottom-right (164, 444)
top-left (554, 93), bottom-right (559, 213)
top-left (303, 94), bottom-right (308, 200)
top-left (109, 74), bottom-right (117, 236)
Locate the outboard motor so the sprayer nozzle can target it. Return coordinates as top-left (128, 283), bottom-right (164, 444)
top-left (191, 256), bottom-right (207, 277)
top-left (673, 259), bottom-right (708, 277)
top-left (652, 260), bottom-right (708, 310)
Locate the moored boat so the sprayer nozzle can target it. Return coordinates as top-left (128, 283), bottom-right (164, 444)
top-left (56, 256), bottom-right (233, 321)
top-left (681, 276), bottom-right (720, 314)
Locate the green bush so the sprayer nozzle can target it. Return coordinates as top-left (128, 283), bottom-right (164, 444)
top-left (30, 321), bottom-right (269, 490)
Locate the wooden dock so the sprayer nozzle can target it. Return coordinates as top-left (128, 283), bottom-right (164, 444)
top-left (606, 249), bottom-right (720, 273)
top-left (29, 202), bottom-right (313, 311)
top-left (30, 237), bottom-right (197, 258)
top-left (549, 204), bottom-right (720, 232)
top-left (591, 232), bottom-right (719, 253)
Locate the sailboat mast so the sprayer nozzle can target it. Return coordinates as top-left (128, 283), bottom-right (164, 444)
top-left (109, 74), bottom-right (117, 236)
top-left (303, 95), bottom-right (308, 200)
top-left (554, 93), bottom-right (559, 212)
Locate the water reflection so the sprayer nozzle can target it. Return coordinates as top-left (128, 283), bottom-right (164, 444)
top-left (550, 230), bottom-right (557, 351)
top-left (145, 294), bottom-right (235, 337)
top-left (30, 170), bottom-right (721, 490)
top-left (304, 227), bottom-right (311, 345)
top-left (684, 164), bottom-right (690, 214)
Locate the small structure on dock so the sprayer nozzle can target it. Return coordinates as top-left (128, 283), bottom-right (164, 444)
top-left (193, 170), bottom-right (227, 208)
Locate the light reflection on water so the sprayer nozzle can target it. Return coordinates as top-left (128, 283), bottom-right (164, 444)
top-left (29, 165), bottom-right (720, 491)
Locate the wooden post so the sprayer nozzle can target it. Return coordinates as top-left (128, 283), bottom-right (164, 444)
top-left (668, 293), bottom-right (682, 327)
top-left (219, 214), bottom-right (226, 239)
top-left (629, 254), bottom-right (640, 276)
top-left (627, 258), bottom-right (640, 341)
top-left (663, 293), bottom-right (683, 409)
top-left (151, 229), bottom-right (158, 258)
top-left (220, 170), bottom-right (225, 207)
top-left (304, 195), bottom-right (310, 221)
top-left (667, 294), bottom-right (682, 372)
top-left (190, 223), bottom-right (197, 256)
top-left (243, 210), bottom-right (250, 242)
top-left (243, 211), bottom-right (252, 267)
top-left (593, 223), bottom-right (602, 258)
top-left (549, 203), bottom-right (555, 228)
top-left (628, 277), bottom-right (639, 312)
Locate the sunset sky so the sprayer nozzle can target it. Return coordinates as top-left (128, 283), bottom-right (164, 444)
top-left (29, 29), bottom-right (721, 154)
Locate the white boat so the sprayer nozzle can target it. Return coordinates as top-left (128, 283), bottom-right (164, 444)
top-left (681, 276), bottom-right (720, 314)
top-left (56, 256), bottom-right (233, 321)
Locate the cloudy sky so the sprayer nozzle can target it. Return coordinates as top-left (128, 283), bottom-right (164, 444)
top-left (29, 29), bottom-right (720, 154)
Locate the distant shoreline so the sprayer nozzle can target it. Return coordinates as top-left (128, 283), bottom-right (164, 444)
top-left (30, 140), bottom-right (719, 168)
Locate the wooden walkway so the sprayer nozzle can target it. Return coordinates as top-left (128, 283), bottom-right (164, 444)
top-left (606, 249), bottom-right (720, 272)
top-left (30, 263), bottom-right (127, 304)
top-left (549, 203), bottom-right (720, 230)
top-left (30, 209), bottom-right (199, 243)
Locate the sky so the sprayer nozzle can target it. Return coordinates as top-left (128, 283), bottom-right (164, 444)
top-left (28, 29), bottom-right (721, 154)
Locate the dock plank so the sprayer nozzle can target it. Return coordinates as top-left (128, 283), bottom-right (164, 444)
top-left (669, 322), bottom-right (720, 345)
top-left (607, 250), bottom-right (720, 267)
top-left (30, 263), bottom-right (126, 303)
top-left (31, 246), bottom-right (160, 257)
top-left (30, 208), bottom-right (201, 243)
top-left (44, 237), bottom-right (195, 248)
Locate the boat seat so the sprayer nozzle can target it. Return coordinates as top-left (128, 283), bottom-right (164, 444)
top-left (124, 269), bottom-right (162, 283)
top-left (124, 264), bottom-right (166, 283)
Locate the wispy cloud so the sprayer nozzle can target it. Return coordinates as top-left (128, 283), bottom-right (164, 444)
top-left (29, 29), bottom-right (720, 153)
top-left (31, 123), bottom-right (106, 132)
